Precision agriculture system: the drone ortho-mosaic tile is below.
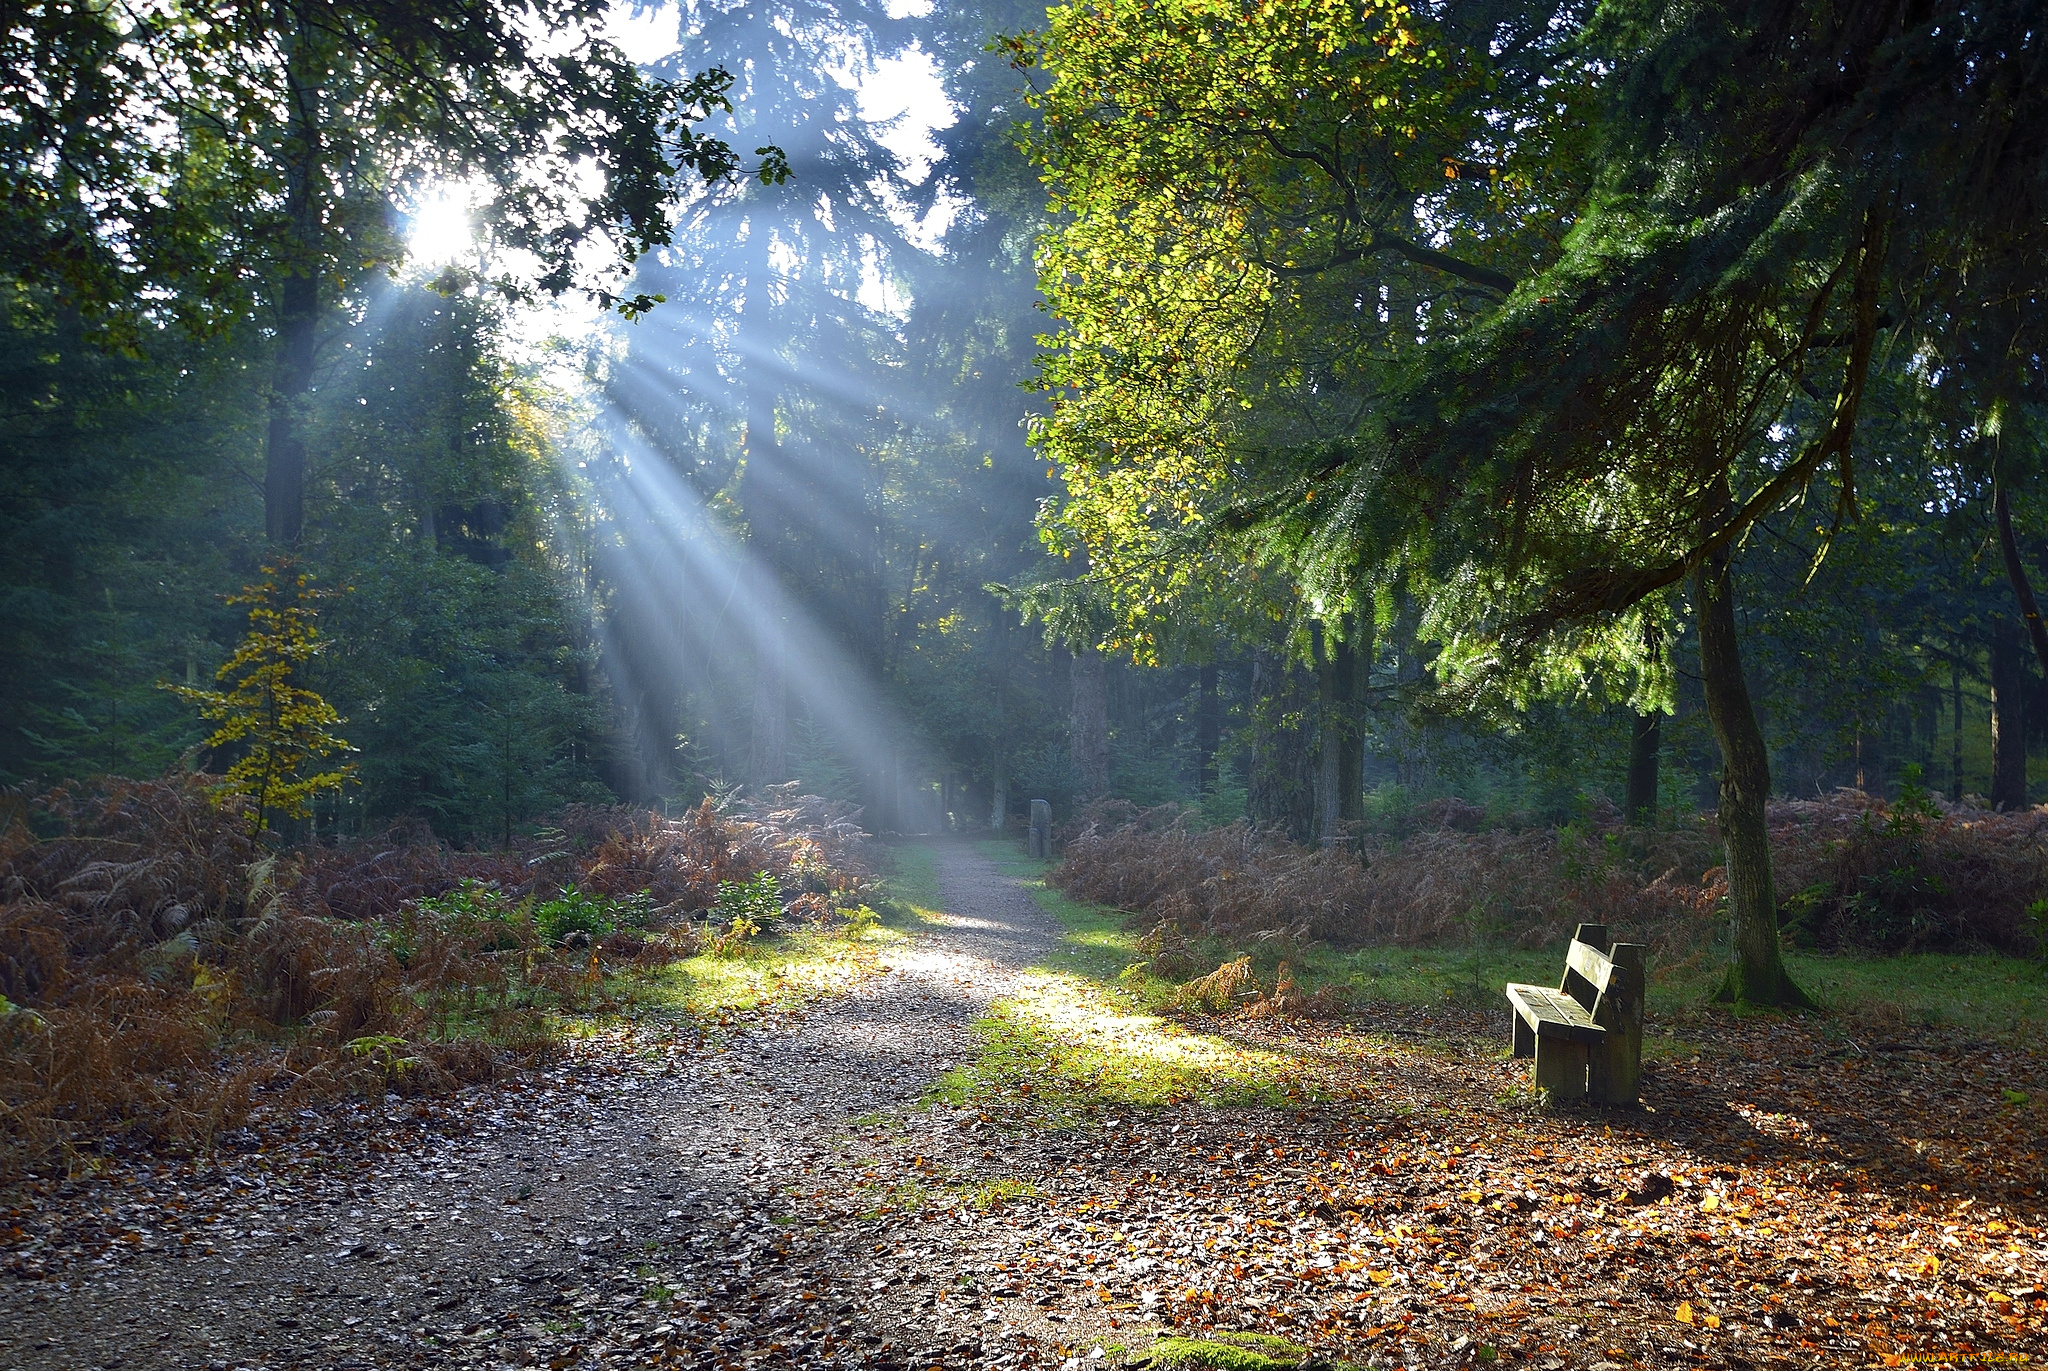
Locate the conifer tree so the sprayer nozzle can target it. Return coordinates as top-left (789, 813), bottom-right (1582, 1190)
top-left (167, 558), bottom-right (355, 837)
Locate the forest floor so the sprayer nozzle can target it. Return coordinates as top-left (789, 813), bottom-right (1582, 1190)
top-left (2, 841), bottom-right (2045, 1371)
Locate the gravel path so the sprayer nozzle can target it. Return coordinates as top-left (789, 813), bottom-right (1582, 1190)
top-left (0, 841), bottom-right (1063, 1371)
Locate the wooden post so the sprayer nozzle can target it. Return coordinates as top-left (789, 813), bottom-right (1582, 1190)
top-left (1589, 942), bottom-right (1646, 1104)
top-left (1028, 799), bottom-right (1052, 859)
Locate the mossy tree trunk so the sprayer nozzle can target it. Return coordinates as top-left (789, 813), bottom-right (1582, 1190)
top-left (1695, 540), bottom-right (1814, 1010)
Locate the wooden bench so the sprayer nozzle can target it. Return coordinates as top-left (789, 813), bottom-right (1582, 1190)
top-left (1506, 923), bottom-right (1646, 1104)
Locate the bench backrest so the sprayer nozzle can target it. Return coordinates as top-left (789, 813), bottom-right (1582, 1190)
top-left (1560, 921), bottom-right (1644, 1027)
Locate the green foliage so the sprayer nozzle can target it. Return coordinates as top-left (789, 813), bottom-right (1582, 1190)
top-left (1889, 764), bottom-right (1942, 833)
top-left (1017, 0), bottom-right (1597, 665)
top-left (534, 885), bottom-right (645, 946)
top-left (715, 871), bottom-right (783, 924)
top-left (412, 880), bottom-right (530, 953)
top-left (344, 1034), bottom-right (422, 1082)
top-left (706, 914), bottom-right (762, 958)
top-left (164, 558), bottom-right (356, 836)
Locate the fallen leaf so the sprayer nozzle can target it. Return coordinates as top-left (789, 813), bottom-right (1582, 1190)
top-left (1675, 1302), bottom-right (1694, 1324)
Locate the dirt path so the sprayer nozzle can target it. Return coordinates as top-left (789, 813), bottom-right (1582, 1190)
top-left (0, 841), bottom-right (1064, 1371)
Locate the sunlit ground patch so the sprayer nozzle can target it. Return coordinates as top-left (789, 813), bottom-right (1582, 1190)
top-left (927, 966), bottom-right (1323, 1118)
top-left (591, 916), bottom-right (915, 1026)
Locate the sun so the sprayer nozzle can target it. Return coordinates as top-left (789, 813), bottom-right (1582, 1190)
top-left (404, 184), bottom-right (480, 268)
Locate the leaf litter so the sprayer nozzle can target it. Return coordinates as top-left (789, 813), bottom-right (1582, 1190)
top-left (1, 843), bottom-right (2043, 1371)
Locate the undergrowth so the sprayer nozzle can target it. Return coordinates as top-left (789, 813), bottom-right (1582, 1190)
top-left (1051, 791), bottom-right (2048, 962)
top-left (0, 774), bottom-right (875, 1177)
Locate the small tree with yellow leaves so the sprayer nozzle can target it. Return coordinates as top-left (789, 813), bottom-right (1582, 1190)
top-left (167, 558), bottom-right (356, 837)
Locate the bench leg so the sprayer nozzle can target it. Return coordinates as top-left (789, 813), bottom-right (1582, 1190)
top-left (1512, 1013), bottom-right (1534, 1059)
top-left (1589, 943), bottom-right (1645, 1104)
top-left (1533, 1037), bottom-right (1588, 1103)
top-left (1588, 1025), bottom-right (1641, 1103)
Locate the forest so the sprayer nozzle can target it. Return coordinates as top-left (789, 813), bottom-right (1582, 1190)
top-left (0, 0), bottom-right (2043, 1369)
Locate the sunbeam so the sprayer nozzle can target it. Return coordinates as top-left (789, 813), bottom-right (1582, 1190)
top-left (561, 396), bottom-right (954, 827)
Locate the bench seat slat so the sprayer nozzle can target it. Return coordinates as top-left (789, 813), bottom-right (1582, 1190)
top-left (1505, 982), bottom-right (1606, 1043)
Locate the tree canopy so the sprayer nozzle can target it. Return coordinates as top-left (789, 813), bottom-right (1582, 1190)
top-left (1020, 0), bottom-right (2047, 1002)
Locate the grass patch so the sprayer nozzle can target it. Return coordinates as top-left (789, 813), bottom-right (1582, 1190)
top-left (964, 1177), bottom-right (1041, 1210)
top-left (853, 1176), bottom-right (931, 1217)
top-left (611, 926), bottom-right (888, 1021)
top-left (1135, 1332), bottom-right (1366, 1370)
top-left (595, 851), bottom-right (952, 1025)
top-left (1785, 951), bottom-right (2047, 1037)
top-left (926, 975), bottom-right (1316, 1118)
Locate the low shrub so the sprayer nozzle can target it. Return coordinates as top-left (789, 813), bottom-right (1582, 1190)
top-left (1769, 774), bottom-right (2048, 953)
top-left (715, 870), bottom-right (784, 926)
top-left (706, 914), bottom-right (762, 958)
top-left (534, 885), bottom-right (642, 946)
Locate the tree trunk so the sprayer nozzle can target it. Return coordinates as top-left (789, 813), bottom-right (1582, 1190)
top-left (1950, 656), bottom-right (1964, 800)
top-left (990, 759), bottom-right (1008, 831)
top-left (1197, 664), bottom-right (1220, 797)
top-left (1248, 646), bottom-right (1316, 843)
top-left (1695, 538), bottom-right (1812, 1009)
top-left (742, 349), bottom-right (787, 792)
top-left (1989, 621), bottom-right (2027, 810)
top-left (1070, 645), bottom-right (1110, 800)
top-left (1315, 626), bottom-right (1339, 844)
top-left (265, 46), bottom-right (321, 546)
top-left (1995, 485), bottom-right (2048, 677)
top-left (1314, 622), bottom-right (1367, 842)
top-left (1625, 711), bottom-right (1662, 823)
top-left (1337, 620), bottom-right (1367, 823)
